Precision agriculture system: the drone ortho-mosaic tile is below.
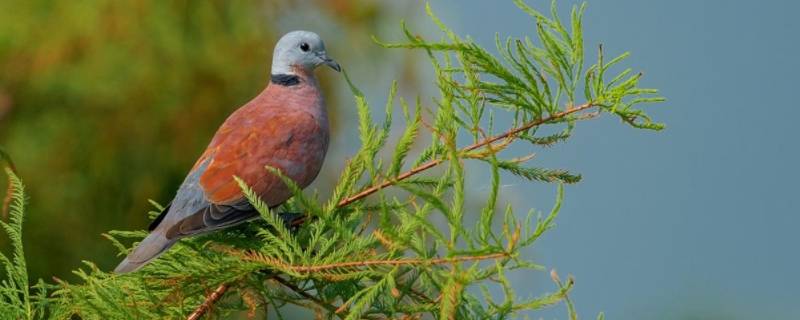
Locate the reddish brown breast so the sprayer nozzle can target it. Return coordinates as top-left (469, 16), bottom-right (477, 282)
top-left (194, 79), bottom-right (329, 206)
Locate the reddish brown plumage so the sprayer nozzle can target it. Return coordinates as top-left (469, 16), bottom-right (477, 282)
top-left (195, 75), bottom-right (329, 206)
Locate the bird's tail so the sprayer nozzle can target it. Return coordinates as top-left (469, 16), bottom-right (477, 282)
top-left (114, 231), bottom-right (176, 274)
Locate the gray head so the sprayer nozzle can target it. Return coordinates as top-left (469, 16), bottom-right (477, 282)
top-left (271, 31), bottom-right (340, 75)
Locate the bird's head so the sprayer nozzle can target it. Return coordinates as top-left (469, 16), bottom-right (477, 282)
top-left (271, 31), bottom-right (341, 76)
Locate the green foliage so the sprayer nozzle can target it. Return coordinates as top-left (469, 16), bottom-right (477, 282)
top-left (0, 1), bottom-right (664, 319)
top-left (0, 168), bottom-right (51, 319)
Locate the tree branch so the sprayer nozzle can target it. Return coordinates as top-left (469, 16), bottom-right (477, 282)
top-left (239, 252), bottom-right (509, 273)
top-left (186, 283), bottom-right (229, 320)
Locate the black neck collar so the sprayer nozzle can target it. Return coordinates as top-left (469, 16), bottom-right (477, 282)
top-left (271, 73), bottom-right (301, 86)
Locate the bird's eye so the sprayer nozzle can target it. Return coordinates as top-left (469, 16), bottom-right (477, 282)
top-left (299, 42), bottom-right (310, 52)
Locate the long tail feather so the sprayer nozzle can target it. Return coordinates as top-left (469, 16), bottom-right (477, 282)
top-left (114, 231), bottom-right (176, 273)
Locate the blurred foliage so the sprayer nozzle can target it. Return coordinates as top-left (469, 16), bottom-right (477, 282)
top-left (0, 0), bottom-right (412, 282)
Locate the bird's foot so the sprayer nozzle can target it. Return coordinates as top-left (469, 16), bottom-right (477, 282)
top-left (277, 212), bottom-right (308, 233)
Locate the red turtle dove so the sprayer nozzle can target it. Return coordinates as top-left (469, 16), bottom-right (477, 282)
top-left (115, 30), bottom-right (340, 273)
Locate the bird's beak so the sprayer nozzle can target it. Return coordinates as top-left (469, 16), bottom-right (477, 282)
top-left (319, 52), bottom-right (341, 72)
top-left (324, 58), bottom-right (341, 72)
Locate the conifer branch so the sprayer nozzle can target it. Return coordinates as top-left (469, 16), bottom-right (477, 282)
top-left (189, 253), bottom-right (510, 318)
top-left (187, 103), bottom-right (592, 318)
top-left (0, 148), bottom-right (16, 219)
top-left (339, 102), bottom-right (594, 207)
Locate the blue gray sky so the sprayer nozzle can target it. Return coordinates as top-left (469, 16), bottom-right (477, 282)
top-left (288, 0), bottom-right (798, 318)
top-left (421, 1), bottom-right (799, 318)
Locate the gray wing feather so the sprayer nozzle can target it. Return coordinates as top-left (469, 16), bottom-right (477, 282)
top-left (153, 158), bottom-right (259, 239)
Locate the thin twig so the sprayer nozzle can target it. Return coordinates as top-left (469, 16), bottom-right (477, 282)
top-left (186, 283), bottom-right (229, 320)
top-left (240, 252), bottom-right (509, 274)
top-left (272, 276), bottom-right (344, 317)
top-left (186, 102), bottom-right (594, 319)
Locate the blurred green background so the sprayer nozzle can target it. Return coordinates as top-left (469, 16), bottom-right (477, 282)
top-left (2, 0), bottom-right (800, 319)
top-left (0, 0), bottom-right (422, 283)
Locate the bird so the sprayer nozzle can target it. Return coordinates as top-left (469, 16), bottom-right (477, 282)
top-left (114, 31), bottom-right (340, 273)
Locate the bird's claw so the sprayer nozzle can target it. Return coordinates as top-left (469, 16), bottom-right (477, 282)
top-left (277, 212), bottom-right (307, 233)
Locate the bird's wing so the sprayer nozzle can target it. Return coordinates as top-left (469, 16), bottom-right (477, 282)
top-left (152, 106), bottom-right (326, 239)
top-left (149, 157), bottom-right (258, 239)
